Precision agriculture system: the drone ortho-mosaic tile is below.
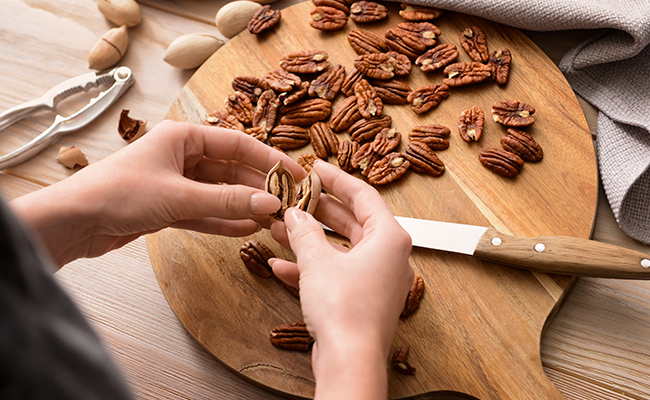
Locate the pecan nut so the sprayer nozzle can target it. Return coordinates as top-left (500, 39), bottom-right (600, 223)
top-left (372, 127), bottom-right (401, 156)
top-left (354, 79), bottom-right (383, 118)
top-left (458, 106), bottom-right (485, 142)
top-left (240, 240), bottom-right (275, 278)
top-left (402, 275), bottom-right (425, 317)
top-left (265, 160), bottom-right (296, 220)
top-left (341, 67), bottom-right (365, 96)
top-left (204, 110), bottom-right (244, 131)
top-left (367, 152), bottom-right (410, 185)
top-left (225, 91), bottom-right (254, 124)
top-left (349, 1), bottom-right (388, 23)
top-left (264, 69), bottom-right (301, 93)
top-left (252, 89), bottom-right (279, 133)
top-left (415, 43), bottom-right (458, 73)
top-left (270, 321), bottom-right (314, 351)
top-left (247, 5), bottom-right (281, 34)
top-left (278, 81), bottom-right (310, 106)
top-left (385, 22), bottom-right (441, 59)
top-left (443, 62), bottom-right (493, 87)
top-left (310, 6), bottom-right (348, 30)
top-left (407, 83), bottom-right (450, 114)
top-left (337, 139), bottom-right (360, 172)
top-left (232, 76), bottom-right (270, 103)
top-left (500, 128), bottom-right (543, 161)
top-left (479, 148), bottom-right (524, 178)
top-left (280, 50), bottom-right (330, 74)
top-left (404, 141), bottom-right (445, 176)
top-left (309, 64), bottom-right (345, 101)
top-left (348, 114), bottom-right (392, 142)
top-left (369, 79), bottom-right (411, 105)
top-left (399, 3), bottom-right (442, 20)
top-left (460, 25), bottom-right (489, 63)
top-left (391, 344), bottom-right (416, 374)
top-left (310, 121), bottom-right (340, 159)
top-left (269, 125), bottom-right (310, 149)
top-left (279, 98), bottom-right (332, 126)
top-left (351, 142), bottom-right (380, 175)
top-left (398, 22), bottom-right (440, 46)
top-left (313, 0), bottom-right (350, 14)
top-left (347, 29), bottom-right (389, 55)
top-left (297, 153), bottom-right (318, 172)
top-left (491, 100), bottom-right (535, 127)
top-left (488, 48), bottom-right (512, 85)
top-left (409, 124), bottom-right (450, 150)
top-left (354, 52), bottom-right (411, 80)
top-left (296, 169), bottom-right (321, 214)
top-left (329, 96), bottom-right (362, 132)
top-left (245, 126), bottom-right (268, 142)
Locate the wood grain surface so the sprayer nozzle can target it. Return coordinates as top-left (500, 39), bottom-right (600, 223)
top-left (147, 2), bottom-right (598, 399)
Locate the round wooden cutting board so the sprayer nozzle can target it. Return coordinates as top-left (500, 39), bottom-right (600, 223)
top-left (147, 2), bottom-right (598, 399)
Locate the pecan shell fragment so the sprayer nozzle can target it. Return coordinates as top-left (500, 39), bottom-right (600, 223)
top-left (491, 100), bottom-right (535, 127)
top-left (458, 106), bottom-right (485, 142)
top-left (270, 321), bottom-right (314, 351)
top-left (266, 160), bottom-right (296, 221)
top-left (479, 148), bottom-right (524, 178)
top-left (240, 240), bottom-right (276, 278)
top-left (247, 5), bottom-right (281, 34)
top-left (407, 83), bottom-right (450, 114)
top-left (500, 128), bottom-right (543, 161)
top-left (460, 25), bottom-right (489, 63)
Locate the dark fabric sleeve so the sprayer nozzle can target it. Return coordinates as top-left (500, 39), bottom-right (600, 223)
top-left (0, 199), bottom-right (134, 400)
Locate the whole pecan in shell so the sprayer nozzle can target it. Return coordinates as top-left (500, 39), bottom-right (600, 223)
top-left (310, 122), bottom-right (340, 159)
top-left (488, 48), bottom-right (512, 85)
top-left (491, 100), bottom-right (535, 127)
top-left (264, 69), bottom-right (301, 93)
top-left (225, 91), bottom-right (254, 124)
top-left (347, 29), bottom-right (389, 55)
top-left (337, 139), bottom-right (360, 172)
top-left (354, 79), bottom-right (383, 118)
top-left (501, 128), bottom-right (543, 161)
top-left (232, 76), bottom-right (270, 103)
top-left (341, 67), bottom-right (365, 96)
top-left (269, 125), bottom-right (310, 149)
top-left (407, 83), bottom-right (450, 114)
top-left (367, 152), bottom-right (410, 185)
top-left (270, 321), bottom-right (314, 351)
top-left (252, 89), bottom-right (279, 133)
top-left (247, 5), bottom-right (281, 34)
top-left (204, 110), bottom-right (244, 131)
top-left (329, 96), bottom-right (362, 132)
top-left (280, 50), bottom-right (330, 74)
top-left (404, 141), bottom-right (445, 176)
top-left (399, 3), bottom-right (442, 20)
top-left (351, 142), bottom-right (380, 175)
top-left (278, 81), bottom-right (310, 106)
top-left (458, 106), bottom-right (485, 142)
top-left (279, 98), bottom-right (331, 126)
top-left (240, 240), bottom-right (275, 278)
top-left (402, 275), bottom-right (425, 317)
top-left (348, 114), bottom-right (392, 142)
top-left (310, 6), bottom-right (348, 30)
top-left (443, 62), bottom-right (493, 87)
top-left (409, 124), bottom-right (451, 150)
top-left (349, 1), bottom-right (388, 23)
top-left (354, 52), bottom-right (411, 80)
top-left (372, 127), bottom-right (401, 156)
top-left (309, 64), bottom-right (345, 101)
top-left (479, 148), bottom-right (524, 178)
top-left (415, 43), bottom-right (458, 73)
top-left (391, 344), bottom-right (416, 374)
top-left (460, 25), bottom-right (489, 63)
top-left (313, 0), bottom-right (350, 14)
top-left (369, 79), bottom-right (411, 105)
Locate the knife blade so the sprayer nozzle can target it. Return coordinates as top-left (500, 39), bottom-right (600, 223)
top-left (323, 217), bottom-right (650, 279)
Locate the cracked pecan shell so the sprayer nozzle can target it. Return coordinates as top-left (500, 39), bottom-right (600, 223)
top-left (488, 48), bottom-right (512, 85)
top-left (269, 125), bottom-right (310, 149)
top-left (402, 275), bottom-right (425, 317)
top-left (309, 64), bottom-right (345, 101)
top-left (460, 25), bottom-right (489, 63)
top-left (240, 240), bottom-right (275, 278)
top-left (280, 98), bottom-right (332, 126)
top-left (407, 83), bottom-right (450, 114)
top-left (399, 3), bottom-right (442, 20)
top-left (347, 29), bottom-right (389, 55)
top-left (367, 152), bottom-right (410, 185)
top-left (349, 114), bottom-right (392, 142)
top-left (369, 79), bottom-right (411, 105)
top-left (252, 89), bottom-right (279, 133)
top-left (204, 110), bottom-right (244, 131)
top-left (409, 124), bottom-right (450, 150)
top-left (491, 100), bottom-right (535, 127)
top-left (350, 1), bottom-right (388, 23)
top-left (310, 121), bottom-right (340, 159)
top-left (404, 141), bottom-right (445, 176)
top-left (270, 321), bottom-right (314, 351)
top-left (415, 43), bottom-right (458, 73)
top-left (458, 106), bottom-right (485, 142)
top-left (443, 62), bottom-right (493, 87)
top-left (354, 52), bottom-right (411, 80)
top-left (337, 139), bottom-right (360, 172)
top-left (247, 5), bottom-right (281, 34)
top-left (341, 67), bottom-right (365, 96)
top-left (264, 69), bottom-right (301, 93)
top-left (225, 91), bottom-right (254, 124)
top-left (479, 148), bottom-right (524, 178)
top-left (280, 50), bottom-right (330, 74)
top-left (310, 6), bottom-right (348, 30)
top-left (372, 127), bottom-right (401, 156)
top-left (354, 79), bottom-right (383, 118)
top-left (232, 76), bottom-right (270, 103)
top-left (329, 96), bottom-right (362, 132)
top-left (501, 128), bottom-right (543, 161)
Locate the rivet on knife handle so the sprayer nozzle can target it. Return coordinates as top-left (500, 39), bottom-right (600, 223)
top-left (475, 227), bottom-right (650, 279)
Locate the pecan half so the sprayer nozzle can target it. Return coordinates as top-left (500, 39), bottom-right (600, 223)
top-left (269, 125), bottom-right (310, 149)
top-left (252, 89), bottom-right (279, 133)
top-left (491, 100), bottom-right (535, 127)
top-left (501, 128), bottom-right (543, 161)
top-left (372, 128), bottom-right (401, 156)
top-left (407, 83), bottom-right (450, 114)
top-left (278, 81), bottom-right (310, 106)
top-left (240, 240), bottom-right (275, 278)
top-left (479, 148), bottom-right (524, 178)
top-left (225, 91), bottom-right (254, 124)
top-left (398, 22), bottom-right (440, 46)
top-left (264, 69), bottom-right (301, 93)
top-left (310, 6), bottom-right (348, 30)
top-left (270, 321), bottom-right (314, 351)
top-left (309, 64), bottom-right (345, 101)
top-left (415, 43), bottom-right (458, 73)
top-left (349, 1), bottom-right (388, 23)
top-left (266, 160), bottom-right (296, 220)
top-left (391, 344), bottom-right (416, 374)
top-left (232, 76), bottom-right (270, 104)
top-left (367, 152), bottom-right (410, 185)
top-left (347, 29), bottom-right (389, 55)
top-left (409, 124), bottom-right (450, 150)
top-left (458, 106), bottom-right (485, 142)
top-left (460, 25), bottom-right (489, 63)
top-left (385, 22), bottom-right (441, 59)
top-left (404, 141), bottom-right (445, 176)
top-left (351, 142), bottom-right (380, 175)
top-left (354, 79), bottom-right (383, 118)
top-left (246, 124), bottom-right (269, 142)
top-left (280, 280), bottom-right (300, 298)
top-left (369, 79), bottom-right (411, 105)
top-left (313, 0), bottom-right (350, 14)
top-left (280, 50), bottom-right (330, 74)
top-left (488, 48), bottom-right (512, 85)
top-left (349, 114), bottom-right (392, 142)
top-left (310, 122), bottom-right (340, 159)
top-left (280, 98), bottom-right (332, 126)
top-left (402, 275), bottom-right (425, 317)
top-left (248, 5), bottom-right (281, 34)
top-left (354, 52), bottom-right (411, 80)
top-left (297, 153), bottom-right (318, 172)
top-left (203, 110), bottom-right (244, 131)
top-left (341, 67), bottom-right (365, 96)
top-left (399, 3), bottom-right (442, 20)
top-left (337, 139), bottom-right (360, 172)
top-left (443, 62), bottom-right (493, 87)
top-left (329, 96), bottom-right (362, 132)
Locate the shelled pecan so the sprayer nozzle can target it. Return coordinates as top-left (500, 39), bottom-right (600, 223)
top-left (225, 91), bottom-right (254, 124)
top-left (240, 240), bottom-right (275, 278)
top-left (407, 83), bottom-right (450, 114)
top-left (351, 142), bottom-right (380, 175)
top-left (297, 153), bottom-right (318, 172)
top-left (270, 321), bottom-right (314, 351)
top-left (354, 79), bottom-right (383, 118)
top-left (458, 106), bottom-right (485, 142)
top-left (232, 76), bottom-right (270, 103)
top-left (348, 114), bottom-right (392, 142)
top-left (245, 126), bottom-right (268, 142)
top-left (313, 0), bottom-right (350, 14)
top-left (399, 3), bottom-right (442, 20)
top-left (341, 68), bottom-right (365, 96)
top-left (280, 50), bottom-right (330, 74)
top-left (264, 69), bottom-right (301, 93)
top-left (391, 344), bottom-right (416, 374)
top-left (460, 25), bottom-right (489, 63)
top-left (310, 6), bottom-right (348, 30)
top-left (269, 125), bottom-right (310, 149)
top-left (401, 275), bottom-right (425, 317)
top-left (369, 79), bottom-right (411, 104)
top-left (337, 139), bottom-right (360, 172)
top-left (309, 64), bottom-right (345, 101)
top-left (367, 152), bottom-right (410, 185)
top-left (329, 96), bottom-right (362, 132)
top-left (404, 141), bottom-right (445, 176)
top-left (247, 5), bottom-right (281, 34)
top-left (279, 98), bottom-right (332, 126)
top-left (310, 122), bottom-right (340, 159)
top-left (385, 22), bottom-right (441, 58)
top-left (372, 128), bottom-right (401, 156)
top-left (409, 124), bottom-right (451, 150)
top-left (479, 148), bottom-right (524, 178)
top-left (500, 128), bottom-right (543, 161)
top-left (415, 43), bottom-right (458, 72)
top-left (278, 81), bottom-right (310, 106)
top-left (491, 100), bottom-right (535, 127)
top-left (252, 89), bottom-right (279, 133)
top-left (443, 62), bottom-right (493, 87)
top-left (488, 48), bottom-right (512, 85)
top-left (203, 110), bottom-right (244, 131)
top-left (349, 1), bottom-right (388, 23)
top-left (347, 29), bottom-right (389, 55)
top-left (354, 52), bottom-right (411, 80)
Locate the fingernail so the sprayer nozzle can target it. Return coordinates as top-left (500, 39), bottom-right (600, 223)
top-left (284, 207), bottom-right (308, 231)
top-left (267, 258), bottom-right (277, 268)
top-left (250, 192), bottom-right (280, 215)
top-left (255, 222), bottom-right (263, 232)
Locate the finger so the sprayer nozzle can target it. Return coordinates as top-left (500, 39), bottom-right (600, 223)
top-left (284, 207), bottom-right (331, 266)
top-left (313, 194), bottom-right (365, 245)
top-left (268, 258), bottom-right (300, 288)
top-left (191, 158), bottom-right (267, 189)
top-left (270, 221), bottom-right (291, 250)
top-left (170, 218), bottom-right (261, 237)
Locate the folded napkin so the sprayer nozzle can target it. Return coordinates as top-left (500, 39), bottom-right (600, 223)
top-left (410, 0), bottom-right (650, 244)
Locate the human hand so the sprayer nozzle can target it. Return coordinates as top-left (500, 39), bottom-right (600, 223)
top-left (10, 120), bottom-right (305, 268)
top-left (269, 160), bottom-right (413, 400)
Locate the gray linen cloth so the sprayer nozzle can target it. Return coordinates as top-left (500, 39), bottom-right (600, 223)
top-left (411, 0), bottom-right (650, 244)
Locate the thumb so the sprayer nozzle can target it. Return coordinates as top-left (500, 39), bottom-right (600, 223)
top-left (284, 207), bottom-right (330, 259)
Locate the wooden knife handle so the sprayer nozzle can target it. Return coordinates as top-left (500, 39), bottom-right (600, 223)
top-left (474, 227), bottom-right (650, 279)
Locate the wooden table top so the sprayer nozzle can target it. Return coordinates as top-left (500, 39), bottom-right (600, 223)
top-left (1, 1), bottom-right (649, 399)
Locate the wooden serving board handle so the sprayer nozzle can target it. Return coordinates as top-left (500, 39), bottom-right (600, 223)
top-left (475, 227), bottom-right (650, 279)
